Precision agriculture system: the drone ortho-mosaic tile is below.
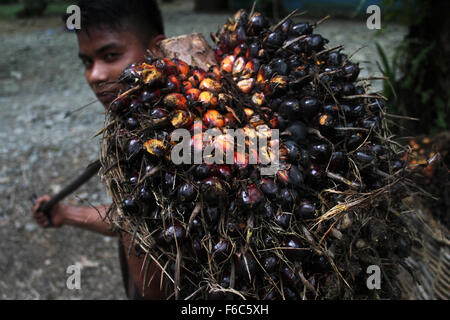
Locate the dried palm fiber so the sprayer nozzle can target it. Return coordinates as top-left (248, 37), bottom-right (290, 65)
top-left (99, 9), bottom-right (424, 299)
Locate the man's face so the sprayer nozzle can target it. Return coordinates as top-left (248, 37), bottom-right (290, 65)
top-left (77, 28), bottom-right (149, 108)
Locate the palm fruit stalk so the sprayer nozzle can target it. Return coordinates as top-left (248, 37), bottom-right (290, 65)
top-left (100, 9), bottom-right (419, 300)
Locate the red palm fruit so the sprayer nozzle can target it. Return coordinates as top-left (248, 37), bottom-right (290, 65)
top-left (171, 110), bottom-right (193, 128)
top-left (142, 64), bottom-right (165, 87)
top-left (143, 139), bottom-right (167, 158)
top-left (243, 107), bottom-right (254, 120)
top-left (162, 57), bottom-right (177, 75)
top-left (217, 164), bottom-right (232, 181)
top-left (238, 184), bottom-right (264, 209)
top-left (221, 55), bottom-right (236, 73)
top-left (251, 92), bottom-right (265, 106)
top-left (174, 58), bottom-right (190, 79)
top-left (203, 109), bottom-right (225, 128)
top-left (256, 67), bottom-right (266, 85)
top-left (208, 65), bottom-right (222, 81)
top-left (235, 43), bottom-right (248, 56)
top-left (224, 112), bottom-right (236, 126)
top-left (166, 74), bottom-right (181, 92)
top-left (182, 80), bottom-right (193, 92)
top-left (214, 46), bottom-right (224, 63)
top-left (269, 116), bottom-right (278, 128)
top-left (237, 78), bottom-right (255, 94)
top-left (185, 88), bottom-right (200, 101)
top-left (163, 93), bottom-right (188, 109)
top-left (242, 59), bottom-right (260, 78)
top-left (192, 68), bottom-right (206, 83)
top-left (232, 56), bottom-right (246, 75)
top-left (269, 75), bottom-right (288, 94)
top-left (198, 91), bottom-right (218, 107)
top-left (199, 78), bottom-right (222, 92)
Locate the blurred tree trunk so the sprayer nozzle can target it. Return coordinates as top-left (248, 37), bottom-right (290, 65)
top-left (16, 0), bottom-right (47, 18)
top-left (396, 1), bottom-right (450, 135)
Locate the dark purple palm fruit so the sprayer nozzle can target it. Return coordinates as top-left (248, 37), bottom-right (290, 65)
top-left (279, 98), bottom-right (301, 120)
top-left (347, 133), bottom-right (364, 151)
top-left (275, 212), bottom-right (292, 230)
top-left (259, 203), bottom-right (275, 219)
top-left (265, 31), bottom-right (284, 50)
top-left (328, 151), bottom-right (348, 172)
top-left (200, 177), bottom-right (226, 204)
top-left (270, 58), bottom-right (288, 75)
top-left (234, 250), bottom-right (258, 283)
top-left (237, 183), bottom-right (265, 210)
top-left (280, 140), bottom-right (301, 163)
top-left (277, 188), bottom-right (299, 209)
top-left (212, 238), bottom-right (230, 262)
top-left (299, 96), bottom-right (321, 120)
top-left (155, 220), bottom-right (186, 246)
top-left (314, 113), bottom-right (336, 137)
top-left (193, 163), bottom-right (215, 180)
top-left (126, 139), bottom-right (142, 157)
top-left (177, 182), bottom-right (197, 202)
top-left (163, 171), bottom-right (177, 197)
top-left (262, 253), bottom-right (278, 273)
top-left (309, 143), bottom-right (331, 164)
top-left (248, 12), bottom-right (269, 35)
top-left (289, 22), bottom-right (313, 37)
top-left (305, 164), bottom-right (325, 187)
top-left (283, 236), bottom-right (307, 260)
top-left (306, 34), bottom-right (326, 52)
top-left (295, 200), bottom-right (316, 220)
top-left (281, 265), bottom-right (298, 287)
top-left (191, 237), bottom-right (206, 262)
top-left (342, 63), bottom-right (360, 82)
top-left (260, 178), bottom-right (279, 199)
top-left (205, 206), bottom-right (220, 231)
top-left (283, 286), bottom-right (298, 300)
top-left (284, 121), bottom-right (307, 144)
top-left (138, 186), bottom-right (156, 209)
top-left (121, 197), bottom-right (140, 216)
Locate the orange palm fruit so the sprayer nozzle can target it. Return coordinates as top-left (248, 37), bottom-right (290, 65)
top-left (185, 88), bottom-right (201, 101)
top-left (199, 78), bottom-right (222, 92)
top-left (163, 93), bottom-right (188, 109)
top-left (237, 78), bottom-right (255, 94)
top-left (203, 109), bottom-right (225, 128)
top-left (221, 55), bottom-right (236, 73)
top-left (232, 56), bottom-right (246, 75)
top-left (252, 92), bottom-right (265, 106)
top-left (199, 91), bottom-right (218, 107)
top-left (171, 110), bottom-right (193, 128)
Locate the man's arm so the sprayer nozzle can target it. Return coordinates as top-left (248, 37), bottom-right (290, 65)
top-left (32, 194), bottom-right (116, 236)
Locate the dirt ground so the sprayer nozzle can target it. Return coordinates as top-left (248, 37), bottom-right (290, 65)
top-left (0, 0), bottom-right (407, 300)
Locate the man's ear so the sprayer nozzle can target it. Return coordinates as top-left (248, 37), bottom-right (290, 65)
top-left (148, 34), bottom-right (166, 58)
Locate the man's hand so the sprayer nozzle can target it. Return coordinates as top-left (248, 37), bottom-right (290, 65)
top-left (32, 194), bottom-right (65, 228)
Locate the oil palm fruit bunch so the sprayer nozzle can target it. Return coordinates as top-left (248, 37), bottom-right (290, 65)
top-left (100, 9), bottom-right (416, 300)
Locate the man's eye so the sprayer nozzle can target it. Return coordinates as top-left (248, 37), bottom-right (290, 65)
top-left (104, 52), bottom-right (121, 62)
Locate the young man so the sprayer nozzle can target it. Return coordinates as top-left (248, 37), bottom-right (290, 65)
top-left (32, 0), bottom-right (167, 299)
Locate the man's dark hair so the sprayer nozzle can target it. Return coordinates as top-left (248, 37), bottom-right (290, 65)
top-left (66, 0), bottom-right (164, 45)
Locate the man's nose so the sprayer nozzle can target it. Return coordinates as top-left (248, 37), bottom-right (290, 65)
top-left (88, 61), bottom-right (109, 86)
